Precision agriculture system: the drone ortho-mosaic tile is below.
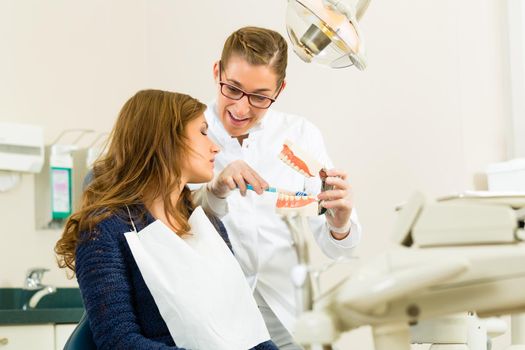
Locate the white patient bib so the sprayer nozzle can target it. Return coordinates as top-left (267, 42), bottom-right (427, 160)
top-left (124, 206), bottom-right (270, 350)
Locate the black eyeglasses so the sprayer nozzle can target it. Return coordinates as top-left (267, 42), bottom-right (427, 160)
top-left (218, 61), bottom-right (282, 109)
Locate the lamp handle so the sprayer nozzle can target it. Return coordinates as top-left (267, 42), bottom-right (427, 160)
top-left (356, 0), bottom-right (371, 21)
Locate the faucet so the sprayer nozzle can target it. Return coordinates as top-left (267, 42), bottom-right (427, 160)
top-left (22, 268), bottom-right (57, 310)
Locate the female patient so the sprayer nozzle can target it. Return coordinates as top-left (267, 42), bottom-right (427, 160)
top-left (55, 90), bottom-right (277, 350)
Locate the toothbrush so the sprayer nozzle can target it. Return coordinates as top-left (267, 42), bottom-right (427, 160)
top-left (245, 184), bottom-right (308, 196)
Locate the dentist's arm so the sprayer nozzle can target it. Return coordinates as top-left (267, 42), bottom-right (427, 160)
top-left (192, 160), bottom-right (268, 217)
top-left (300, 121), bottom-right (362, 257)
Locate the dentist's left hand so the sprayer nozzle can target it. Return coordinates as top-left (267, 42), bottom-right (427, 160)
top-left (207, 160), bottom-right (269, 198)
top-left (316, 168), bottom-right (353, 239)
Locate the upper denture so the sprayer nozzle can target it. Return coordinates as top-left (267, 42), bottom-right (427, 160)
top-left (279, 144), bottom-right (314, 177)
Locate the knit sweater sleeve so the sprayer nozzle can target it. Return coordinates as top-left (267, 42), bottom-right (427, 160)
top-left (75, 218), bottom-right (184, 350)
top-left (251, 340), bottom-right (279, 350)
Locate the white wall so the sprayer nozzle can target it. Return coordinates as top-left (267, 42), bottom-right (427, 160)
top-left (0, 0), bottom-right (513, 348)
top-left (508, 0), bottom-right (525, 158)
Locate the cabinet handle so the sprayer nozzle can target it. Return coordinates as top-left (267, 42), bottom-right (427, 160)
top-left (0, 337), bottom-right (8, 346)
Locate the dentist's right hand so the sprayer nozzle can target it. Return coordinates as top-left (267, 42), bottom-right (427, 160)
top-left (207, 160), bottom-right (268, 197)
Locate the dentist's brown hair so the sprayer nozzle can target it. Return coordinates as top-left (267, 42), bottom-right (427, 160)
top-left (55, 89), bottom-right (206, 273)
top-left (220, 26), bottom-right (288, 87)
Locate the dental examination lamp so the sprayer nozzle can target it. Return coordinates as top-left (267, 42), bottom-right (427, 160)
top-left (285, 0), bottom-right (371, 69)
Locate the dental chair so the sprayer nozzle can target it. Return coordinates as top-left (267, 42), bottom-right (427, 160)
top-left (63, 312), bottom-right (96, 350)
top-left (292, 191), bottom-right (525, 349)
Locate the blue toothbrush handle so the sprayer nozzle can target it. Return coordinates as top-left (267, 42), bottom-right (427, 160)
top-left (246, 184), bottom-right (276, 192)
top-left (246, 184), bottom-right (308, 196)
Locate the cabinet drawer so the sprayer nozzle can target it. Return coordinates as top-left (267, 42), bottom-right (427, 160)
top-left (0, 325), bottom-right (54, 350)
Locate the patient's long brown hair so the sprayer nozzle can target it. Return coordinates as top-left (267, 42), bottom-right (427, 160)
top-left (55, 89), bottom-right (206, 273)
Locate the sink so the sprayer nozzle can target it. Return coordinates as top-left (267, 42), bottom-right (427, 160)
top-left (0, 288), bottom-right (84, 325)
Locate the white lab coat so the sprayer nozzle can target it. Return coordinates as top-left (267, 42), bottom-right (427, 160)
top-left (194, 102), bottom-right (362, 334)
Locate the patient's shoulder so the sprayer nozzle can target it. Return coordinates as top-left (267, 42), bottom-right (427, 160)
top-left (204, 211), bottom-right (233, 252)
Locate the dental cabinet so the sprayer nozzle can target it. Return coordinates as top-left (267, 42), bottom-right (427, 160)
top-left (0, 287), bottom-right (83, 350)
top-left (0, 324), bottom-right (77, 350)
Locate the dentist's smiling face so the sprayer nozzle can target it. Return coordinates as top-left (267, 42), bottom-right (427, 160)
top-left (214, 55), bottom-right (282, 138)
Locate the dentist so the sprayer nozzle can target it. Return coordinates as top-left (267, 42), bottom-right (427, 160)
top-left (194, 26), bottom-right (362, 349)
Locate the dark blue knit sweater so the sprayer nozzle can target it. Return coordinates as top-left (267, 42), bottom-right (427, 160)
top-left (75, 204), bottom-right (278, 350)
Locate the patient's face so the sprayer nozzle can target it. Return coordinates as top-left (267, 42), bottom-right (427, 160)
top-left (182, 114), bottom-right (219, 184)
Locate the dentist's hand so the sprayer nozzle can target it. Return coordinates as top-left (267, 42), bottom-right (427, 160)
top-left (207, 160), bottom-right (268, 198)
top-left (316, 168), bottom-right (353, 239)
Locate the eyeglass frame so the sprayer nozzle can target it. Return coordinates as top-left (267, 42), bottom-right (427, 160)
top-left (218, 60), bottom-right (283, 109)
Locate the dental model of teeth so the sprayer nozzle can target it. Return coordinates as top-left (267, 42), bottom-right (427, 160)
top-left (276, 193), bottom-right (318, 217)
top-left (276, 140), bottom-right (326, 217)
top-left (279, 140), bottom-right (323, 178)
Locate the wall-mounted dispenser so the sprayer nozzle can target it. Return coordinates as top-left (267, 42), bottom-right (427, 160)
top-left (49, 143), bottom-right (76, 220)
top-left (0, 122), bottom-right (44, 192)
top-left (86, 132), bottom-right (109, 169)
top-left (35, 129), bottom-right (93, 229)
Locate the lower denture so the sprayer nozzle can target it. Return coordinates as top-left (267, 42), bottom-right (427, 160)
top-left (276, 196), bottom-right (316, 208)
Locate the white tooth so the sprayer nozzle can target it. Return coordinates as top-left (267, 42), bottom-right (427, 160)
top-left (300, 196), bottom-right (306, 200)
top-left (285, 194), bottom-right (292, 201)
top-left (294, 165), bottom-right (300, 171)
top-left (231, 113), bottom-right (244, 121)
